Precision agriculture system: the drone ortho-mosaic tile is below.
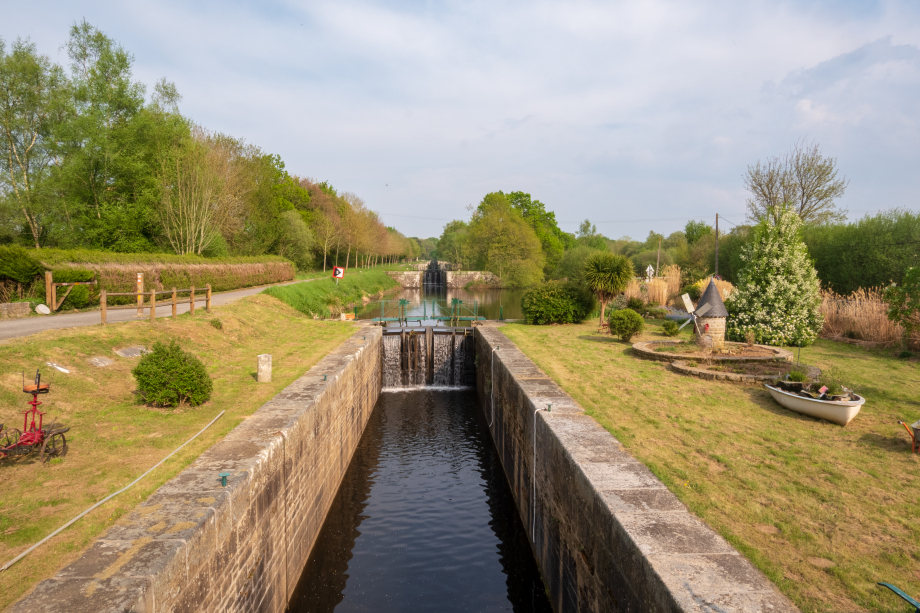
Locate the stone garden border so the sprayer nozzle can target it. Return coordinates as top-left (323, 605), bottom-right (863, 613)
top-left (670, 360), bottom-right (820, 383)
top-left (632, 340), bottom-right (793, 364)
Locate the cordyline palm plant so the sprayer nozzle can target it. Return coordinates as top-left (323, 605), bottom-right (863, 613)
top-left (583, 253), bottom-right (634, 327)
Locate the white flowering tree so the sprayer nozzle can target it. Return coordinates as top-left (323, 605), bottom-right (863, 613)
top-left (726, 204), bottom-right (823, 346)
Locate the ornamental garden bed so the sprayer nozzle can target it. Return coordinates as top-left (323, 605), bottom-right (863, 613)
top-left (671, 359), bottom-right (820, 383)
top-left (632, 340), bottom-right (793, 363)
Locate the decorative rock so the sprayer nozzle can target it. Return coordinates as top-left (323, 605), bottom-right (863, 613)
top-left (34, 304), bottom-right (51, 316)
top-left (257, 354), bottom-right (272, 383)
top-left (88, 356), bottom-right (114, 368)
top-left (115, 346), bottom-right (147, 358)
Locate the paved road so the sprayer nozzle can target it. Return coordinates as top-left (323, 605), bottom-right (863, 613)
top-left (0, 279), bottom-right (315, 343)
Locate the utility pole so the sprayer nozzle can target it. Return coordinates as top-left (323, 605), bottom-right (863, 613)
top-left (714, 214), bottom-right (719, 277)
top-left (656, 237), bottom-right (662, 276)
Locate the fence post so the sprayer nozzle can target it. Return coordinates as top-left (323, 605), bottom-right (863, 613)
top-left (101, 290), bottom-right (107, 325)
top-left (44, 272), bottom-right (52, 308)
top-left (206, 284), bottom-right (212, 313)
top-left (149, 290), bottom-right (156, 322)
top-left (136, 273), bottom-right (144, 316)
top-left (190, 286), bottom-right (195, 316)
top-left (172, 288), bottom-right (177, 318)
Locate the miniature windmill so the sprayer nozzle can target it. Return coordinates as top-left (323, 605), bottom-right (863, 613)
top-left (680, 279), bottom-right (728, 347)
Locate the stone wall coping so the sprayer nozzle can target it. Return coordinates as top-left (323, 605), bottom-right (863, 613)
top-left (9, 326), bottom-right (382, 613)
top-left (476, 326), bottom-right (798, 612)
top-left (632, 340), bottom-right (793, 364)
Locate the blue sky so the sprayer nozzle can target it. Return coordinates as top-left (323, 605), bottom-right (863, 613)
top-left (4, 0), bottom-right (919, 239)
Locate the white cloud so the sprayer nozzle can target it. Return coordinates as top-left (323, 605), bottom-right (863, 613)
top-left (2, 0), bottom-right (919, 237)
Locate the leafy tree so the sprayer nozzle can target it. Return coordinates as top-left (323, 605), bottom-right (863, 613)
top-left (583, 252), bottom-right (634, 326)
top-left (276, 210), bottom-right (314, 269)
top-left (438, 220), bottom-right (469, 270)
top-left (552, 245), bottom-right (604, 283)
top-left (726, 204), bottom-right (823, 346)
top-left (804, 209), bottom-right (920, 294)
top-left (684, 220), bottom-right (712, 245)
top-left (884, 267), bottom-right (920, 337)
top-left (744, 139), bottom-right (848, 225)
top-left (467, 193), bottom-right (544, 287)
top-left (576, 219), bottom-right (608, 250)
top-left (0, 37), bottom-right (69, 247)
top-left (504, 191), bottom-right (573, 275)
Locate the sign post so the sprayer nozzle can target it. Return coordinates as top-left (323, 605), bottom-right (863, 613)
top-left (332, 266), bottom-right (345, 286)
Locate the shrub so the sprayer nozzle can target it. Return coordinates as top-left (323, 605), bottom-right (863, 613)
top-left (521, 281), bottom-right (595, 325)
top-left (608, 309), bottom-right (644, 341)
top-left (210, 319), bottom-right (223, 330)
top-left (0, 246), bottom-right (43, 283)
top-left (680, 284), bottom-right (703, 302)
top-left (884, 267), bottom-right (920, 338)
top-left (647, 307), bottom-right (668, 319)
top-left (726, 205), bottom-right (823, 346)
top-left (626, 297), bottom-right (645, 312)
top-left (662, 320), bottom-right (680, 336)
top-left (132, 341), bottom-right (213, 407)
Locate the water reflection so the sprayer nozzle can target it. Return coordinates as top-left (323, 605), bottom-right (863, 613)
top-left (289, 390), bottom-right (552, 613)
top-left (358, 288), bottom-right (526, 321)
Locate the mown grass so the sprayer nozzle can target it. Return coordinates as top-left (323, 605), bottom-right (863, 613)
top-left (265, 269), bottom-right (399, 317)
top-left (501, 319), bottom-right (920, 613)
top-left (0, 294), bottom-right (355, 610)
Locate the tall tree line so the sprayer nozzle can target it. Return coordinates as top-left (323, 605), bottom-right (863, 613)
top-left (0, 22), bottom-right (418, 268)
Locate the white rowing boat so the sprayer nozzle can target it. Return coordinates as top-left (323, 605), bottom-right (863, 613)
top-left (764, 384), bottom-right (865, 426)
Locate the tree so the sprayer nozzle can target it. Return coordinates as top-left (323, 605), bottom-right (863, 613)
top-left (438, 220), bottom-right (469, 270)
top-left (505, 191), bottom-right (572, 275)
top-left (684, 220), bottom-right (712, 245)
top-left (744, 139), bottom-right (848, 225)
top-left (467, 193), bottom-right (544, 287)
top-left (726, 204), bottom-right (823, 346)
top-left (576, 219), bottom-right (608, 250)
top-left (884, 267), bottom-right (920, 338)
top-left (583, 252), bottom-right (634, 326)
top-left (0, 37), bottom-right (68, 247)
top-left (276, 210), bottom-right (314, 269)
top-left (157, 127), bottom-right (252, 255)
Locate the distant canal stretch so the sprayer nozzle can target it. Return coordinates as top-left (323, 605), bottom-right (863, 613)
top-left (289, 389), bottom-right (552, 612)
top-left (357, 288), bottom-right (526, 321)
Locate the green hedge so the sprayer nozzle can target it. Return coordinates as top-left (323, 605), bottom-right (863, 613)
top-left (264, 270), bottom-right (398, 317)
top-left (34, 249), bottom-right (291, 266)
top-left (521, 281), bottom-right (596, 325)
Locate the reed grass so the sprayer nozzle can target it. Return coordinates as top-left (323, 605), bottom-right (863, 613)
top-left (624, 265), bottom-right (683, 306)
top-left (820, 288), bottom-right (919, 349)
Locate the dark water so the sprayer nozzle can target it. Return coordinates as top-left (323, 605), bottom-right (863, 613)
top-left (289, 390), bottom-right (552, 613)
top-left (357, 288), bottom-right (527, 321)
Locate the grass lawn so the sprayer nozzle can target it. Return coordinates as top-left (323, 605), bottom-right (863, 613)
top-left (0, 294), bottom-right (355, 610)
top-left (501, 319), bottom-right (920, 613)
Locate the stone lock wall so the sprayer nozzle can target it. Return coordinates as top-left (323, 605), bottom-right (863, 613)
top-left (384, 271), bottom-right (422, 288)
top-left (474, 326), bottom-right (797, 613)
top-left (10, 326), bottom-right (383, 613)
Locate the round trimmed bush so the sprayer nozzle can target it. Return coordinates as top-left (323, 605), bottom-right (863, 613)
top-left (608, 309), bottom-right (644, 341)
top-left (521, 281), bottom-right (596, 325)
top-left (132, 340), bottom-right (213, 407)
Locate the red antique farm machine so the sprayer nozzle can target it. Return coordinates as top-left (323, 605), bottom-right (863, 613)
top-left (0, 370), bottom-right (69, 462)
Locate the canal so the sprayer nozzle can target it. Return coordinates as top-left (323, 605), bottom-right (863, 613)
top-left (357, 287), bottom-right (527, 322)
top-left (289, 387), bottom-right (552, 612)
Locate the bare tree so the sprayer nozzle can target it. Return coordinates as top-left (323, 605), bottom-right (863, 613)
top-left (157, 126), bottom-right (252, 255)
top-left (744, 139), bottom-right (848, 225)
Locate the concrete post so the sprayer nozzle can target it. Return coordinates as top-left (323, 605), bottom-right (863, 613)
top-left (257, 354), bottom-right (272, 383)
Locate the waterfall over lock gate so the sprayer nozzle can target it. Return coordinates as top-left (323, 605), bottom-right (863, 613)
top-left (381, 328), bottom-right (475, 390)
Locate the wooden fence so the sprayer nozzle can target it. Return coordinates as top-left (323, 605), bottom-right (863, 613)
top-left (100, 285), bottom-right (212, 324)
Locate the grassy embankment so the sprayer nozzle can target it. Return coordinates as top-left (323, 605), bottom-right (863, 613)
top-left (0, 294), bottom-right (355, 610)
top-left (294, 262), bottom-right (415, 281)
top-left (501, 320), bottom-right (920, 613)
top-left (265, 268), bottom-right (399, 317)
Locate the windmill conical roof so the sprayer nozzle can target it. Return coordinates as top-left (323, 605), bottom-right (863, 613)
top-left (696, 278), bottom-right (728, 318)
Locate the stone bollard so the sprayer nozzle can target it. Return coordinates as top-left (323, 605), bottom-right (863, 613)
top-left (257, 354), bottom-right (272, 383)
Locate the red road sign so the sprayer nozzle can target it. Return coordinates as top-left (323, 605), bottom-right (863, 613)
top-left (332, 267), bottom-right (345, 279)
